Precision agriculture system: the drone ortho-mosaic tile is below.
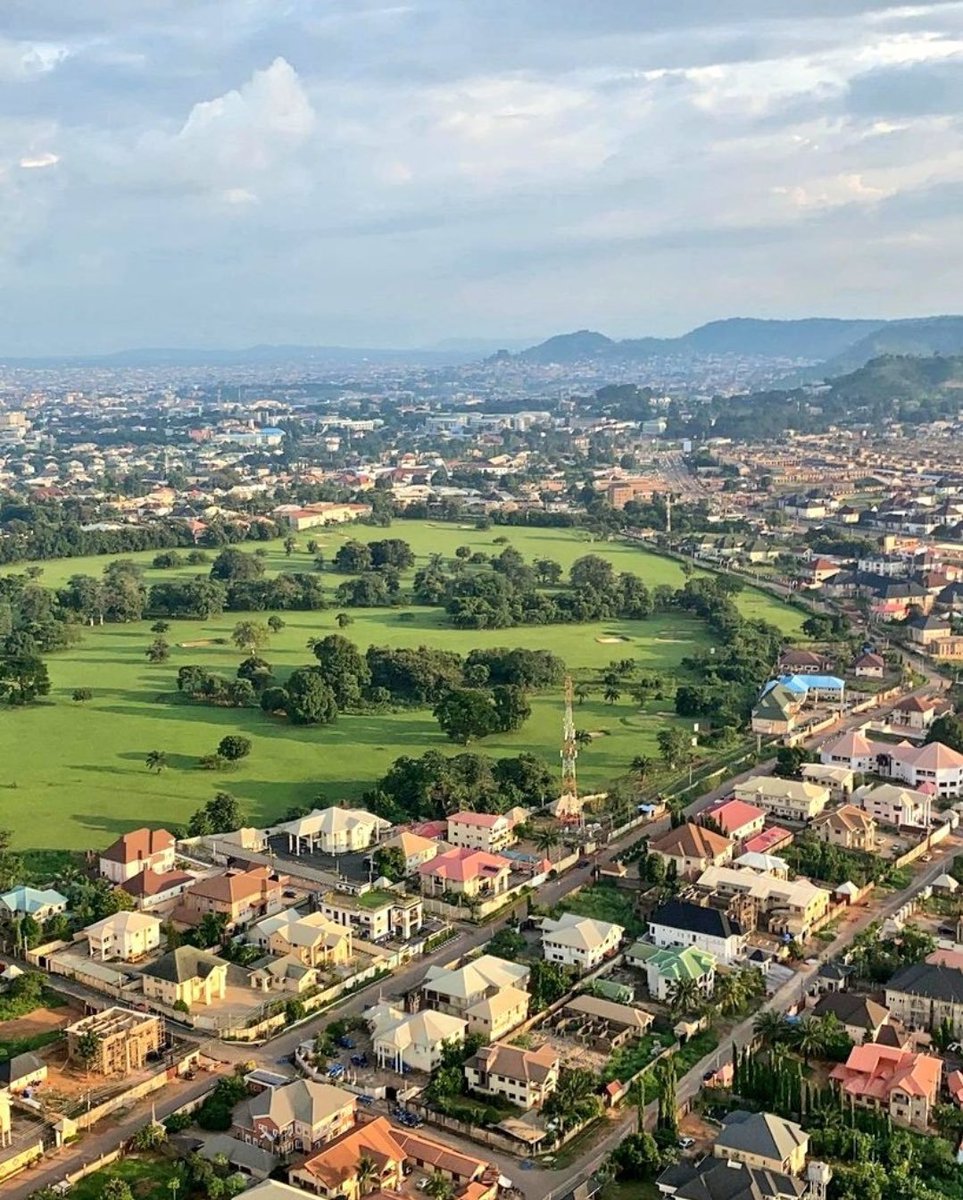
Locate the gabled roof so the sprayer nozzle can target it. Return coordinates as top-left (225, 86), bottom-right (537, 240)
top-left (0, 886), bottom-right (68, 914)
top-left (812, 992), bottom-right (889, 1031)
top-left (141, 945), bottom-right (227, 984)
top-left (187, 866), bottom-right (281, 905)
top-left (374, 1008), bottom-right (467, 1050)
top-left (649, 899), bottom-right (744, 940)
top-left (297, 1116), bottom-right (406, 1188)
top-left (830, 1044), bottom-right (941, 1101)
top-left (887, 961), bottom-right (963, 1003)
top-left (470, 1041), bottom-right (558, 1085)
top-left (706, 800), bottom-right (766, 836)
top-left (657, 1158), bottom-right (806, 1200)
top-left (811, 805), bottom-right (875, 834)
top-left (100, 827), bottom-right (174, 865)
top-left (118, 868), bottom-right (193, 899)
top-left (541, 913), bottom-right (624, 951)
top-left (447, 811), bottom-right (507, 828)
top-left (244, 1079), bottom-right (353, 1130)
top-left (0, 1052), bottom-right (44, 1086)
top-left (650, 823), bottom-right (732, 860)
top-left (715, 1110), bottom-right (808, 1164)
top-left (418, 847), bottom-right (511, 883)
top-left (423, 954), bottom-right (528, 1000)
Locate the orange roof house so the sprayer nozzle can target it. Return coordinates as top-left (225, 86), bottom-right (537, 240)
top-left (418, 848), bottom-right (511, 900)
top-left (830, 1044), bottom-right (941, 1130)
top-left (289, 1116), bottom-right (406, 1198)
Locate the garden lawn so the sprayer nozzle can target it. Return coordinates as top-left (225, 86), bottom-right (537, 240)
top-left (68, 1155), bottom-right (176, 1200)
top-left (0, 522), bottom-right (803, 852)
top-left (556, 884), bottom-right (646, 937)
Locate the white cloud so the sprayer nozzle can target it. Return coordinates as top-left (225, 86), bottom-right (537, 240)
top-left (20, 152), bottom-right (59, 169)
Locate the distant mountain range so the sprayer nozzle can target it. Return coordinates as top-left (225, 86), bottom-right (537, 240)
top-left (512, 315), bottom-right (963, 377)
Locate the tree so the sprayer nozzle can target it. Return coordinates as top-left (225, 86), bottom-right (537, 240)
top-left (146, 638), bottom-right (170, 663)
top-left (657, 727), bottom-right (689, 768)
top-left (0, 654), bottom-right (51, 705)
top-left (283, 536), bottom-right (297, 557)
top-left (487, 927), bottom-right (525, 959)
top-left (528, 959), bottom-right (574, 1009)
top-left (433, 688), bottom-right (497, 744)
top-left (217, 735), bottom-right (252, 762)
top-left (492, 684), bottom-right (531, 733)
top-left (311, 634), bottom-right (369, 708)
top-left (150, 620), bottom-right (171, 634)
top-left (544, 1066), bottom-right (602, 1133)
top-left (607, 1132), bottom-right (662, 1182)
top-left (752, 1009), bottom-right (790, 1046)
top-left (534, 826), bottom-right (561, 863)
top-left (210, 548), bottom-right (263, 583)
top-left (196, 912), bottom-right (228, 949)
top-left (335, 612), bottom-right (353, 629)
top-left (373, 845), bottom-right (408, 882)
top-left (655, 1058), bottom-right (678, 1137)
top-left (926, 713), bottom-right (963, 754)
top-left (188, 792), bottom-right (245, 836)
top-left (146, 749), bottom-right (167, 774)
top-left (667, 976), bottom-right (703, 1015)
top-left (570, 555), bottom-right (615, 591)
top-left (355, 1155), bottom-right (380, 1197)
top-left (790, 1014), bottom-right (829, 1064)
top-left (423, 1174), bottom-right (455, 1200)
top-left (285, 668), bottom-right (338, 725)
top-left (72, 687), bottom-right (93, 702)
top-left (231, 620), bottom-right (270, 655)
top-left (603, 682), bottom-right (621, 705)
top-left (267, 614), bottom-right (285, 634)
top-left (630, 755), bottom-right (653, 781)
top-left (334, 541), bottom-right (373, 573)
top-left (574, 683), bottom-right (590, 705)
top-left (73, 1029), bottom-right (101, 1077)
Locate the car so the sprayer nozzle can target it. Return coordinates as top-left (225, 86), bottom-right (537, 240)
top-left (358, 1094), bottom-right (375, 1106)
top-left (416, 1180), bottom-right (430, 1191)
top-left (577, 858), bottom-right (591, 868)
top-left (703, 1069), bottom-right (716, 1082)
top-left (339, 1036), bottom-right (356, 1049)
top-left (677, 1137), bottom-right (695, 1150)
top-left (948, 1042), bottom-right (963, 1053)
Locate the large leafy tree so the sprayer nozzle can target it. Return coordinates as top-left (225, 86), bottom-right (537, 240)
top-left (285, 667), bottom-right (339, 726)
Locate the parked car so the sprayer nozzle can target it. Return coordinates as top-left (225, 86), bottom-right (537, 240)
top-left (678, 1137), bottom-right (695, 1150)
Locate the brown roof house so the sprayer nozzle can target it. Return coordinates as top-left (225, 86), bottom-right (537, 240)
top-left (464, 1042), bottom-right (560, 1109)
top-left (649, 823), bottom-right (733, 880)
top-left (810, 805), bottom-right (877, 852)
top-left (179, 867), bottom-right (286, 929)
top-left (99, 827), bottom-right (175, 884)
top-left (233, 1079), bottom-right (356, 1154)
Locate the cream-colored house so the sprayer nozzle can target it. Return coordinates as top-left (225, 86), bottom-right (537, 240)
top-left (370, 1006), bottom-right (467, 1073)
top-left (320, 890), bottom-right (423, 943)
top-left (713, 1111), bottom-right (809, 1176)
top-left (141, 946), bottom-right (228, 1009)
top-left (378, 831), bottom-right (443, 873)
top-left (421, 955), bottom-right (531, 1039)
top-left (446, 811), bottom-right (516, 854)
top-left (733, 776), bottom-right (830, 822)
top-left (234, 1080), bottom-right (356, 1153)
top-left (464, 1042), bottom-right (560, 1109)
top-left (696, 865), bottom-right (831, 941)
top-left (810, 805), bottom-right (877, 851)
top-left (266, 911), bottom-right (353, 968)
top-left (800, 763), bottom-right (854, 801)
top-left (540, 914), bottom-right (624, 972)
top-left (85, 911), bottom-right (163, 961)
top-left (274, 807), bottom-right (391, 856)
top-left (648, 823), bottom-right (733, 880)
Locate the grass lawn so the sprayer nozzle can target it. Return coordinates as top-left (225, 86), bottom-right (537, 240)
top-left (601, 1182), bottom-right (661, 1200)
top-left (0, 522), bottom-right (803, 852)
top-left (555, 884), bottom-right (646, 937)
top-left (0, 1028), bottom-right (63, 1059)
top-left (69, 1155), bottom-right (177, 1200)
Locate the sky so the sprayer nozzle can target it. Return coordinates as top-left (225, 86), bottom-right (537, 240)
top-left (2, 0), bottom-right (963, 353)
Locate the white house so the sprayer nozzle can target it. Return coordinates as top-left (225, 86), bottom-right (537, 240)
top-left (0, 886), bottom-right (68, 923)
top-left (98, 828), bottom-right (175, 884)
top-left (647, 899), bottom-right (747, 965)
top-left (446, 811), bottom-right (517, 854)
top-left (85, 911), bottom-right (163, 961)
top-left (273, 807), bottom-right (391, 856)
top-left (853, 782), bottom-right (933, 829)
top-left (823, 731), bottom-right (963, 798)
top-left (540, 914), bottom-right (624, 972)
top-left (369, 1006), bottom-right (467, 1073)
top-left (733, 776), bottom-right (830, 822)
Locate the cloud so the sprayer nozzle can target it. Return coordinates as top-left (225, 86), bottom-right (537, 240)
top-left (1, 2), bottom-right (963, 351)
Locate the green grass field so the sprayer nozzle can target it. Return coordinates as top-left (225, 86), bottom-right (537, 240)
top-left (0, 522), bottom-right (802, 852)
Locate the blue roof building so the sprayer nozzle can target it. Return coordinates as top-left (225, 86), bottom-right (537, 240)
top-left (0, 886), bottom-right (68, 919)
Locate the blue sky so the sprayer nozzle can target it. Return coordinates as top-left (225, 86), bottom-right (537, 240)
top-left (2, 1), bottom-right (963, 352)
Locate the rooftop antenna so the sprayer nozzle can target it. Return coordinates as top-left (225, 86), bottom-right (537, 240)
top-left (561, 674), bottom-right (580, 827)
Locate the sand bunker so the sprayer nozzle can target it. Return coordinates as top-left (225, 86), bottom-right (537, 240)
top-left (596, 635), bottom-right (629, 644)
top-left (178, 639), bottom-right (217, 648)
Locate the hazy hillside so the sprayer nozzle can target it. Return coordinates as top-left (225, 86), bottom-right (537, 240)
top-left (821, 316), bottom-right (963, 375)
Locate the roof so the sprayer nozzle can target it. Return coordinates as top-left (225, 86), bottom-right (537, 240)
top-left (830, 1044), bottom-right (941, 1102)
top-left (657, 1158), bottom-right (806, 1200)
top-left (887, 961), bottom-right (963, 1004)
top-left (0, 1052), bottom-right (45, 1086)
top-left (466, 985), bottom-right (530, 1022)
top-left (563, 994), bottom-right (654, 1030)
top-left (737, 776), bottom-right (828, 803)
top-left (697, 866), bottom-right (830, 912)
top-left (778, 649), bottom-right (826, 667)
top-left (118, 868), bottom-right (194, 899)
top-left (715, 1110), bottom-right (808, 1164)
top-left (734, 852), bottom-right (788, 874)
top-left (273, 806), bottom-right (389, 839)
top-left (743, 828), bottom-right (793, 856)
top-left (470, 1041), bottom-right (558, 1085)
top-left (419, 847), bottom-right (511, 883)
top-left (0, 886), bottom-right (67, 914)
top-left (374, 1008), bottom-right (467, 1050)
top-left (447, 811), bottom-right (507, 828)
top-left (778, 673), bottom-right (845, 692)
top-left (84, 911), bottom-right (162, 938)
top-left (391, 1127), bottom-right (487, 1181)
top-left (242, 1079), bottom-right (353, 1131)
top-left (854, 652), bottom-right (885, 668)
top-left (187, 866), bottom-right (281, 905)
top-left (706, 800), bottom-right (765, 836)
top-left (649, 823), bottom-right (732, 860)
top-left (541, 913), bottom-right (624, 952)
top-left (811, 805), bottom-right (876, 834)
top-left (100, 827), bottom-right (174, 865)
top-left (297, 1116), bottom-right (406, 1188)
top-left (383, 831), bottom-right (440, 858)
top-left (141, 946), bottom-right (227, 984)
top-left (642, 944), bottom-right (716, 983)
top-left (812, 992), bottom-right (890, 1030)
top-left (196, 1134), bottom-right (277, 1177)
top-left (423, 954), bottom-right (528, 1001)
top-left (649, 899), bottom-right (744, 940)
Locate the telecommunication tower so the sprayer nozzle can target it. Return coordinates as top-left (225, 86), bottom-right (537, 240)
top-left (561, 674), bottom-right (579, 815)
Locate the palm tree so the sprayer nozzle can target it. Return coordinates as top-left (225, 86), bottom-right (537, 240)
top-left (667, 976), bottom-right (702, 1015)
top-left (630, 755), bottom-right (653, 782)
top-left (790, 1015), bottom-right (829, 1065)
top-left (534, 827), bottom-right (561, 864)
top-left (356, 1155), bottom-right (380, 1196)
top-left (752, 1009), bottom-right (789, 1047)
top-left (145, 749), bottom-right (167, 774)
top-left (712, 970), bottom-right (749, 1017)
top-left (423, 1174), bottom-right (455, 1200)
top-left (603, 684), bottom-right (621, 705)
top-left (575, 729), bottom-right (592, 747)
top-left (574, 683), bottom-right (591, 706)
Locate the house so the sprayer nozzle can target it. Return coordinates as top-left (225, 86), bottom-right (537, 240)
top-left (906, 614), bottom-right (952, 647)
top-left (713, 1110), bottom-right (809, 1176)
top-left (704, 799), bottom-right (766, 845)
top-left (420, 955), bottom-right (530, 1039)
top-left (233, 1079), bottom-right (356, 1153)
top-left (390, 1127), bottom-right (493, 1190)
top-left (626, 942), bottom-right (716, 1003)
top-left (274, 807), bottom-right (391, 856)
top-left (734, 852), bottom-right (790, 877)
top-left (288, 1115), bottom-right (406, 1199)
top-left (648, 900), bottom-right (748, 964)
top-left (98, 828), bottom-right (175, 883)
top-left (0, 1052), bottom-right (47, 1093)
top-left (85, 911), bottom-right (163, 961)
top-left (370, 1007), bottom-right (467, 1073)
top-left (695, 866), bottom-right (832, 942)
top-left (179, 867), bottom-right (285, 928)
top-left (0, 886), bottom-right (67, 922)
top-left (656, 1158), bottom-right (806, 1200)
top-left (853, 652), bottom-right (886, 679)
top-left (464, 1042), bottom-right (559, 1109)
top-left (189, 1135), bottom-right (276, 1183)
top-left (228, 1183), bottom-right (304, 1200)
top-left (418, 848), bottom-right (511, 899)
top-left (751, 682), bottom-right (805, 737)
top-left (743, 827), bottom-right (795, 857)
top-left (265, 911), bottom-right (353, 968)
top-left (540, 913), bottom-right (624, 971)
top-left (446, 811), bottom-right (517, 854)
top-left (853, 782), bottom-right (932, 829)
top-left (141, 946), bottom-right (229, 1009)
top-left (830, 1044), bottom-right (941, 1129)
top-left (320, 889), bottom-right (424, 943)
top-left (892, 694), bottom-right (951, 733)
top-left (800, 763), bottom-right (854, 801)
top-left (377, 831), bottom-right (443, 873)
top-left (733, 777), bottom-right (830, 822)
top-left (822, 732), bottom-right (963, 798)
top-left (65, 1008), bottom-right (164, 1076)
top-left (777, 648), bottom-right (831, 675)
top-left (119, 868), bottom-right (194, 911)
top-left (812, 993), bottom-right (891, 1045)
top-left (648, 823), bottom-right (734, 880)
top-left (885, 961), bottom-right (963, 1033)
top-left (249, 955), bottom-right (319, 995)
top-left (810, 805), bottom-right (877, 852)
